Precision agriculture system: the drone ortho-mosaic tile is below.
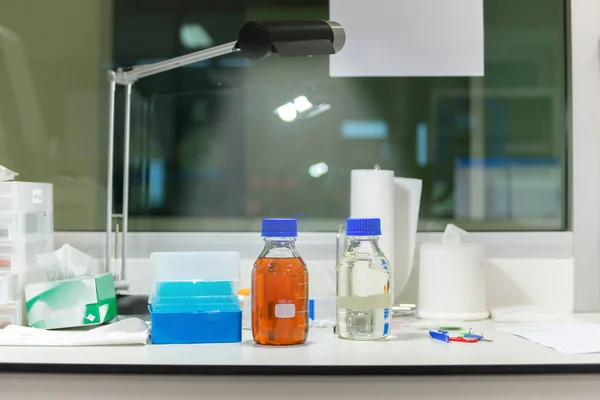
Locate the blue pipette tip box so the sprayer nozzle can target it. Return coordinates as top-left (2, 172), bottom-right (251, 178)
top-left (148, 252), bottom-right (243, 345)
top-left (149, 285), bottom-right (242, 344)
top-left (150, 306), bottom-right (242, 345)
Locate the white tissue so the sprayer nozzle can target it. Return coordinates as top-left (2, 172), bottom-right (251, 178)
top-left (0, 318), bottom-right (149, 346)
top-left (441, 223), bottom-right (467, 244)
top-left (36, 244), bottom-right (92, 280)
top-left (310, 319), bottom-right (335, 328)
top-left (0, 165), bottom-right (18, 182)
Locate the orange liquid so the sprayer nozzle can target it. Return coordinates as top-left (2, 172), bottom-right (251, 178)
top-left (251, 257), bottom-right (308, 346)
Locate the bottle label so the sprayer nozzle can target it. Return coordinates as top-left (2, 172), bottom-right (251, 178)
top-left (337, 294), bottom-right (391, 309)
top-left (383, 308), bottom-right (390, 335)
top-left (275, 303), bottom-right (296, 318)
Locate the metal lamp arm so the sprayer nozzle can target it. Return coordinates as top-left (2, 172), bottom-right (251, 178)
top-left (113, 41), bottom-right (238, 85)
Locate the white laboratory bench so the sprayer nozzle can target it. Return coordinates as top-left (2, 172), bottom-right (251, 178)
top-left (2, 315), bottom-right (600, 399)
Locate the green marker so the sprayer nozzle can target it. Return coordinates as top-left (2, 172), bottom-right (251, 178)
top-left (439, 325), bottom-right (463, 331)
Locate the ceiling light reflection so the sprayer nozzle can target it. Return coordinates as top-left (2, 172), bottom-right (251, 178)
top-left (293, 96), bottom-right (313, 113)
top-left (308, 162), bottom-right (329, 178)
top-left (275, 102), bottom-right (298, 122)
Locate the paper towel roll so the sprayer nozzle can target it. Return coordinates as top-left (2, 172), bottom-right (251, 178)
top-left (393, 178), bottom-right (422, 301)
top-left (350, 169), bottom-right (395, 297)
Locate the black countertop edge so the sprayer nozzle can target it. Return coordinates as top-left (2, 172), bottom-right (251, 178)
top-left (1, 363), bottom-right (600, 376)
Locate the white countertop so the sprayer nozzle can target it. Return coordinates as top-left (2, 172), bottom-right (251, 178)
top-left (2, 315), bottom-right (600, 370)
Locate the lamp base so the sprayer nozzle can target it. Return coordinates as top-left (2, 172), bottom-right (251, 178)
top-left (116, 294), bottom-right (149, 316)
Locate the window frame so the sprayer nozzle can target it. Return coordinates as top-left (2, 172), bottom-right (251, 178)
top-left (570, 0), bottom-right (600, 311)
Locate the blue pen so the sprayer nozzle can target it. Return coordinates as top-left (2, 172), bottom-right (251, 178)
top-left (429, 330), bottom-right (450, 343)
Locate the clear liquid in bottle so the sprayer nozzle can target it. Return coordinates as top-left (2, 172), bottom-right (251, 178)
top-left (336, 218), bottom-right (391, 340)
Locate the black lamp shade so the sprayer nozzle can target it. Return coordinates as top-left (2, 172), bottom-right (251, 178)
top-left (235, 20), bottom-right (346, 60)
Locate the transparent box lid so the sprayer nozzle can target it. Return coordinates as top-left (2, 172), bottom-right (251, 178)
top-left (149, 252), bottom-right (240, 304)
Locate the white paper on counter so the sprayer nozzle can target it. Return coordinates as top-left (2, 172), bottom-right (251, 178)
top-left (0, 318), bottom-right (148, 346)
top-left (330, 0), bottom-right (484, 77)
top-left (500, 324), bottom-right (600, 355)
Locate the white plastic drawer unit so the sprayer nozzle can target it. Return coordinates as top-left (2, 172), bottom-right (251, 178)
top-left (0, 212), bottom-right (53, 241)
top-left (0, 182), bottom-right (53, 214)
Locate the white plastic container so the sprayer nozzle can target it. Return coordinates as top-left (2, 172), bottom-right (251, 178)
top-left (0, 236), bottom-right (53, 271)
top-left (0, 211), bottom-right (53, 240)
top-left (0, 236), bottom-right (53, 307)
top-left (0, 270), bottom-right (17, 303)
top-left (0, 301), bottom-right (23, 328)
top-left (0, 183), bottom-right (54, 326)
top-left (418, 224), bottom-right (489, 321)
top-left (0, 182), bottom-right (53, 214)
top-left (0, 182), bottom-right (54, 270)
top-left (238, 289), bottom-right (252, 330)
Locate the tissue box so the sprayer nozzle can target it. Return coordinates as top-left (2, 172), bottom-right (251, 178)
top-left (24, 273), bottom-right (117, 329)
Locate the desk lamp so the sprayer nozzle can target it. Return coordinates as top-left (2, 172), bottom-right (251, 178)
top-left (106, 21), bottom-right (346, 291)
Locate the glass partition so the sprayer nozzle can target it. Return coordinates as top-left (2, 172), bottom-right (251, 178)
top-left (116, 0), bottom-right (567, 232)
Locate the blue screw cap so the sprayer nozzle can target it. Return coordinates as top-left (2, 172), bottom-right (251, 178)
top-left (261, 218), bottom-right (298, 237)
top-left (346, 218), bottom-right (381, 236)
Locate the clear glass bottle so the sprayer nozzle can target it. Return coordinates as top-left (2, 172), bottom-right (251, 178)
top-left (252, 218), bottom-right (309, 346)
top-left (336, 218), bottom-right (391, 340)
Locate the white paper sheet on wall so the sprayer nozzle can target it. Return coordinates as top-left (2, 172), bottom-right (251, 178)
top-left (330, 0), bottom-right (484, 77)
